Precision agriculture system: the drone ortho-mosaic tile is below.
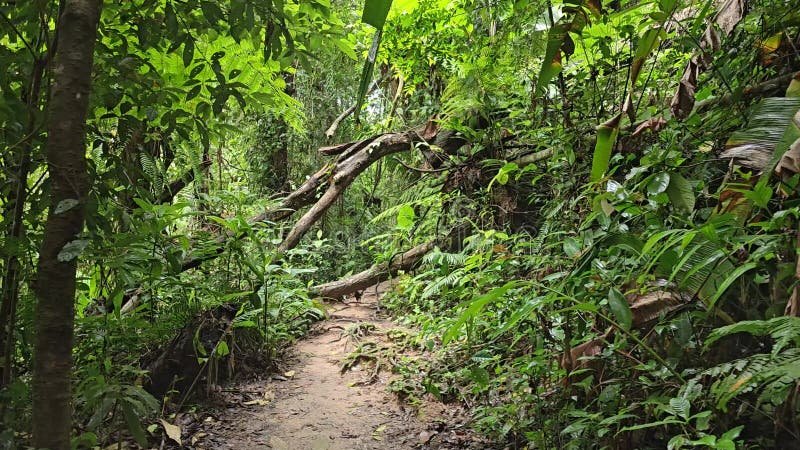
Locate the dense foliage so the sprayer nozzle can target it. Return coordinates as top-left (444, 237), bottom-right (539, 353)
top-left (1, 0), bottom-right (799, 448)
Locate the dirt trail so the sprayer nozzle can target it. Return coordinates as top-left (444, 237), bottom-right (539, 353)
top-left (197, 283), bottom-right (474, 450)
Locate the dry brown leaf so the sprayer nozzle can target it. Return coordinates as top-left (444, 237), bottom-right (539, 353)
top-left (419, 430), bottom-right (436, 444)
top-left (421, 119), bottom-right (439, 140)
top-left (714, 0), bottom-right (745, 35)
top-left (629, 290), bottom-right (688, 326)
top-left (160, 419), bottom-right (182, 446)
top-left (632, 117), bottom-right (667, 136)
top-left (560, 327), bottom-right (613, 372)
top-left (671, 0), bottom-right (745, 119)
top-left (776, 137), bottom-right (800, 177)
top-left (719, 144), bottom-right (772, 171)
top-left (191, 432), bottom-right (207, 445)
top-left (671, 59), bottom-right (700, 119)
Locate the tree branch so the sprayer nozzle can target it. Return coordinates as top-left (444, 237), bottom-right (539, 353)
top-left (695, 71), bottom-right (799, 115)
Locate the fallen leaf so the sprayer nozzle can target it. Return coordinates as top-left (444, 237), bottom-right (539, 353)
top-left (419, 430), bottom-right (436, 444)
top-left (243, 399), bottom-right (270, 406)
top-left (160, 419), bottom-right (182, 446)
top-left (191, 432), bottom-right (207, 445)
top-left (372, 424), bottom-right (387, 441)
top-left (631, 117), bottom-right (666, 137)
top-left (284, 370), bottom-right (296, 378)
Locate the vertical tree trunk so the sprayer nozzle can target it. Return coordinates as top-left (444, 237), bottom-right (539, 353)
top-left (266, 70), bottom-right (296, 192)
top-left (32, 1), bottom-right (101, 448)
top-left (0, 57), bottom-right (44, 388)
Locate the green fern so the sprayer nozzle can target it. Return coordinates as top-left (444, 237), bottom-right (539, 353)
top-left (698, 317), bottom-right (800, 411)
top-left (422, 249), bottom-right (468, 266)
top-left (706, 316), bottom-right (800, 355)
top-left (421, 270), bottom-right (463, 300)
top-left (700, 349), bottom-right (800, 411)
top-left (139, 152), bottom-right (158, 181)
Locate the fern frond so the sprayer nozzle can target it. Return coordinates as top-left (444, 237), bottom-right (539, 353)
top-left (139, 152), bottom-right (158, 181)
top-left (421, 270), bottom-right (463, 300)
top-left (422, 250), bottom-right (469, 266)
top-left (706, 316), bottom-right (800, 354)
top-left (700, 348), bottom-right (800, 411)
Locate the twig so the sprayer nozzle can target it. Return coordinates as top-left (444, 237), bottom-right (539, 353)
top-left (325, 75), bottom-right (388, 138)
top-left (392, 156), bottom-right (456, 173)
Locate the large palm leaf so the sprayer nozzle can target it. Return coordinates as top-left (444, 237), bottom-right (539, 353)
top-left (720, 97), bottom-right (800, 174)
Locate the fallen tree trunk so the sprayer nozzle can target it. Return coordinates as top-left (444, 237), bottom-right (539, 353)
top-left (310, 241), bottom-right (435, 299)
top-left (310, 223), bottom-right (471, 299)
top-left (181, 122), bottom-right (460, 270)
top-left (278, 131), bottom-right (435, 252)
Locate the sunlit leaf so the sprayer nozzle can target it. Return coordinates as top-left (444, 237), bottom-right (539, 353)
top-left (362, 0), bottom-right (393, 29)
top-left (591, 114), bottom-right (621, 182)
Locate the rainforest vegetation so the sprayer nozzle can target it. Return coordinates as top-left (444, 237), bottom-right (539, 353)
top-left (1, 0), bottom-right (800, 448)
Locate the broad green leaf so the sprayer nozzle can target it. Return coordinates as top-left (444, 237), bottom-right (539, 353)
top-left (396, 204), bottom-right (415, 230)
top-left (443, 282), bottom-right (517, 344)
top-left (333, 37), bottom-right (357, 60)
top-left (186, 85), bottom-right (201, 100)
top-left (647, 172), bottom-right (670, 195)
top-left (607, 287), bottom-right (632, 330)
top-left (361, 0), bottom-right (393, 29)
top-left (216, 340), bottom-right (230, 357)
top-left (534, 0), bottom-right (601, 96)
top-left (591, 114), bottom-right (621, 182)
top-left (563, 237), bottom-right (582, 257)
top-left (182, 38), bottom-right (195, 67)
top-left (624, 28), bottom-right (662, 119)
top-left (488, 162), bottom-right (518, 190)
top-left (469, 366), bottom-right (490, 386)
top-left (354, 30), bottom-right (382, 123)
top-left (122, 404), bottom-right (148, 447)
top-left (200, 1), bottom-right (223, 23)
top-left (665, 172), bottom-right (695, 212)
top-left (534, 23), bottom-right (568, 96)
top-left (669, 397), bottom-right (691, 419)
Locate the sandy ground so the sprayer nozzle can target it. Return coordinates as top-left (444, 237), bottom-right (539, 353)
top-left (192, 283), bottom-right (477, 450)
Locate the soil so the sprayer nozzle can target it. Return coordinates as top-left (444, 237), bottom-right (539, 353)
top-left (188, 282), bottom-right (480, 450)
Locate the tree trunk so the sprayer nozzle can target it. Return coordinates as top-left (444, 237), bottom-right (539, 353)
top-left (309, 223), bottom-right (470, 299)
top-left (0, 56), bottom-right (45, 388)
top-left (310, 241), bottom-right (435, 299)
top-left (32, 1), bottom-right (101, 448)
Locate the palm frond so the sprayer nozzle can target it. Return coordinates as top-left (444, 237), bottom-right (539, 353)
top-left (721, 97), bottom-right (800, 171)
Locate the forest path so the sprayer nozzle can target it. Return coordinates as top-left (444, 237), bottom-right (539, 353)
top-left (197, 282), bottom-right (473, 450)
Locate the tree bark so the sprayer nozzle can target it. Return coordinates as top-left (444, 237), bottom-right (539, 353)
top-left (310, 241), bottom-right (435, 299)
top-left (277, 131), bottom-right (426, 253)
top-left (309, 223), bottom-right (471, 299)
top-left (0, 56), bottom-right (45, 389)
top-left (31, 1), bottom-right (101, 448)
